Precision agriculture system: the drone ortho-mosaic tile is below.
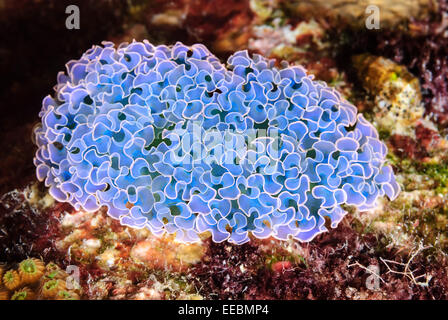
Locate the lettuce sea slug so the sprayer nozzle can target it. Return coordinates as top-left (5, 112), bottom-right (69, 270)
top-left (33, 40), bottom-right (400, 244)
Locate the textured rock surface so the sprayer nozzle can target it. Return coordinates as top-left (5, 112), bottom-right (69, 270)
top-left (282, 0), bottom-right (437, 29)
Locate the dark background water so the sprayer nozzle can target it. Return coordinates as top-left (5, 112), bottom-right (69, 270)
top-left (0, 0), bottom-right (127, 134)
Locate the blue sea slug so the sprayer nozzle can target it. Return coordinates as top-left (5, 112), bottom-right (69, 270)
top-left (34, 40), bottom-right (400, 244)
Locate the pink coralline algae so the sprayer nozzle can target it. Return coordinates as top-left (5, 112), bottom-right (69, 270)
top-left (33, 40), bottom-right (400, 245)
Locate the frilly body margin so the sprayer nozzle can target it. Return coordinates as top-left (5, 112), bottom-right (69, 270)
top-left (34, 40), bottom-right (400, 244)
